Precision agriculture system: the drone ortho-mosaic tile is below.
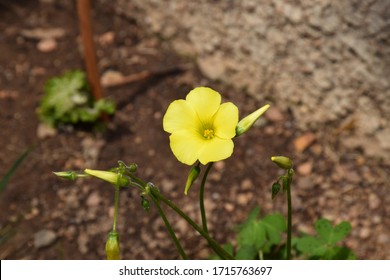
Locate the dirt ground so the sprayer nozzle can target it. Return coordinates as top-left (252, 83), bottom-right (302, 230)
top-left (0, 0), bottom-right (389, 260)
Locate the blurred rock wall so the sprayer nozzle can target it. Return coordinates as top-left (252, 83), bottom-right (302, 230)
top-left (119, 0), bottom-right (390, 162)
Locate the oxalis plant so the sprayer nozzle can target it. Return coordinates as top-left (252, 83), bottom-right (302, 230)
top-left (54, 87), bottom-right (355, 260)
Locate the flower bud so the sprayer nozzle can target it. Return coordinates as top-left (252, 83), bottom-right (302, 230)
top-left (236, 104), bottom-right (270, 136)
top-left (84, 169), bottom-right (129, 187)
top-left (141, 196), bottom-right (150, 212)
top-left (105, 230), bottom-right (120, 260)
top-left (53, 171), bottom-right (79, 181)
top-left (271, 156), bottom-right (293, 170)
top-left (184, 164), bottom-right (201, 195)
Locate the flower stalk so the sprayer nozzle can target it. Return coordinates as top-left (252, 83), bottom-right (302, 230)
top-left (199, 162), bottom-right (213, 234)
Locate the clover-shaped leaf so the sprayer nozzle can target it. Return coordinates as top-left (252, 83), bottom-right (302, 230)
top-left (315, 219), bottom-right (352, 245)
top-left (260, 214), bottom-right (287, 246)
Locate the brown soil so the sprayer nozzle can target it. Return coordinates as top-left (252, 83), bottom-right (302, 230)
top-left (0, 0), bottom-right (389, 260)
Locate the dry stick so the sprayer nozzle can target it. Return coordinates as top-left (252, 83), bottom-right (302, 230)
top-left (77, 0), bottom-right (104, 101)
top-left (102, 65), bottom-right (190, 88)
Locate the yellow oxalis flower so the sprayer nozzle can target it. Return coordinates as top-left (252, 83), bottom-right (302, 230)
top-left (163, 87), bottom-right (239, 165)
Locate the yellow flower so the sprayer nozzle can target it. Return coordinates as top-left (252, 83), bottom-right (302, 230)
top-left (163, 87), bottom-right (239, 165)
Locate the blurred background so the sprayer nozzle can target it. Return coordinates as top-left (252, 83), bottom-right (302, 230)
top-left (0, 0), bottom-right (389, 259)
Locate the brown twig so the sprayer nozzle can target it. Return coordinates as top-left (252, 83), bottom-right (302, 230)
top-left (76, 0), bottom-right (104, 101)
top-left (102, 65), bottom-right (190, 88)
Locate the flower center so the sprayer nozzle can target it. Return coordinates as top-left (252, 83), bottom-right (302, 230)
top-left (203, 128), bottom-right (215, 140)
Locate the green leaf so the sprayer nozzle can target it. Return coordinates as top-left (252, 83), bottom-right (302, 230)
top-left (271, 182), bottom-right (281, 199)
top-left (38, 70), bottom-right (115, 127)
top-left (315, 219), bottom-right (351, 245)
top-left (209, 243), bottom-right (234, 260)
top-left (0, 148), bottom-right (31, 192)
top-left (236, 245), bottom-right (258, 260)
top-left (237, 221), bottom-right (266, 250)
top-left (323, 246), bottom-right (357, 260)
top-left (296, 236), bottom-right (327, 256)
top-left (260, 214), bottom-right (287, 245)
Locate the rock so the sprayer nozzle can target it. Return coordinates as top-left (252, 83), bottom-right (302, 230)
top-left (297, 161), bottom-right (313, 176)
top-left (81, 137), bottom-right (105, 166)
top-left (20, 28), bottom-right (66, 40)
top-left (161, 178), bottom-right (175, 192)
top-left (359, 227), bottom-right (371, 239)
top-left (378, 233), bottom-right (389, 244)
top-left (237, 192), bottom-right (252, 206)
top-left (293, 133), bottom-right (316, 152)
top-left (34, 229), bottom-right (56, 249)
top-left (175, 219), bottom-right (188, 234)
top-left (241, 178), bottom-right (253, 190)
top-left (98, 31), bottom-right (115, 46)
top-left (376, 128), bottom-right (390, 150)
top-left (37, 38), bottom-right (57, 53)
top-left (77, 233), bottom-right (89, 254)
top-left (214, 161), bottom-right (225, 171)
top-left (313, 70), bottom-right (333, 91)
top-left (282, 3), bottom-right (303, 24)
top-left (100, 70), bottom-right (124, 87)
top-left (368, 193), bottom-right (380, 210)
top-left (224, 203), bottom-right (235, 212)
top-left (86, 192), bottom-right (101, 207)
top-left (37, 123), bottom-right (57, 139)
top-left (197, 53), bottom-right (226, 80)
top-left (296, 176), bottom-right (313, 190)
top-left (265, 107), bottom-right (284, 122)
top-left (0, 90), bottom-right (18, 99)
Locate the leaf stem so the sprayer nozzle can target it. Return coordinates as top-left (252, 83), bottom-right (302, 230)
top-left (286, 170), bottom-right (294, 260)
top-left (150, 195), bottom-right (188, 260)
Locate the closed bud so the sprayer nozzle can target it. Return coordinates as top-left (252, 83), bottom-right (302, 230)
top-left (84, 169), bottom-right (129, 187)
top-left (53, 171), bottom-right (79, 180)
top-left (184, 164), bottom-right (201, 195)
top-left (141, 196), bottom-right (150, 212)
top-left (105, 230), bottom-right (120, 260)
top-left (271, 156), bottom-right (293, 170)
top-left (236, 104), bottom-right (270, 136)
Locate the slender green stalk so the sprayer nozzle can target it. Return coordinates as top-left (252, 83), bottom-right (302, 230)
top-left (151, 196), bottom-right (188, 260)
top-left (286, 172), bottom-right (293, 260)
top-left (199, 162), bottom-right (213, 233)
top-left (126, 171), bottom-right (234, 259)
top-left (112, 185), bottom-right (120, 231)
top-left (151, 187), bottom-right (234, 260)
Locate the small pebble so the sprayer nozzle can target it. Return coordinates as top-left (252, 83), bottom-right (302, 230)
top-left (37, 38), bottom-right (57, 52)
top-left (34, 229), bottom-right (56, 249)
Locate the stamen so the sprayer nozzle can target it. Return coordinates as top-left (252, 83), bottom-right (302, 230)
top-left (203, 129), bottom-right (215, 140)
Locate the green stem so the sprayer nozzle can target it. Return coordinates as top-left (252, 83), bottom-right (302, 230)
top-left (151, 187), bottom-right (234, 260)
top-left (150, 195), bottom-right (188, 260)
top-left (113, 185), bottom-right (120, 231)
top-left (286, 171), bottom-right (293, 260)
top-left (200, 162), bottom-right (213, 233)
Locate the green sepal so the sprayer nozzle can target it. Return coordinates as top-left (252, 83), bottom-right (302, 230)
top-left (184, 164), bottom-right (201, 195)
top-left (271, 182), bottom-right (281, 199)
top-left (105, 230), bottom-right (120, 260)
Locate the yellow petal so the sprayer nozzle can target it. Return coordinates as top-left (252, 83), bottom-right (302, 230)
top-left (214, 102), bottom-right (239, 139)
top-left (198, 138), bottom-right (234, 165)
top-left (163, 99), bottom-right (198, 133)
top-left (186, 87), bottom-right (221, 125)
top-left (169, 130), bottom-right (204, 165)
